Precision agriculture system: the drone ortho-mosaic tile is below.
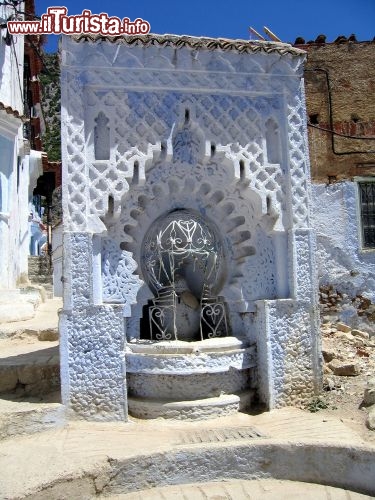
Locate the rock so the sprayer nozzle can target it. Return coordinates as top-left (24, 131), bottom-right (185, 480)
top-left (356, 347), bottom-right (370, 358)
top-left (38, 328), bottom-right (59, 341)
top-left (351, 329), bottom-right (370, 340)
top-left (22, 328), bottom-right (39, 339)
top-left (327, 359), bottom-right (360, 377)
top-left (335, 331), bottom-right (355, 343)
top-left (323, 364), bottom-right (332, 374)
top-left (354, 338), bottom-right (365, 347)
top-left (363, 378), bottom-right (375, 407)
top-left (366, 405), bottom-right (375, 431)
top-left (336, 322), bottom-right (351, 333)
top-left (180, 291), bottom-right (199, 310)
top-left (0, 368), bottom-right (18, 392)
top-left (322, 346), bottom-right (335, 363)
top-left (324, 377), bottom-right (337, 391)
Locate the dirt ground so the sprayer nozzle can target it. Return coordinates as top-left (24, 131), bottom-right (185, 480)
top-left (310, 322), bottom-right (375, 444)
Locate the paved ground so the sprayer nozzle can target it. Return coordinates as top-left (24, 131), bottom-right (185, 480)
top-left (0, 408), bottom-right (374, 498)
top-left (106, 479), bottom-right (373, 499)
top-left (0, 298), bottom-right (374, 498)
top-left (0, 340), bottom-right (58, 363)
top-left (0, 298), bottom-right (62, 339)
top-left (0, 298), bottom-right (59, 372)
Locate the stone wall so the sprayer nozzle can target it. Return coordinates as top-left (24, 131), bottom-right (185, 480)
top-left (298, 40), bottom-right (375, 183)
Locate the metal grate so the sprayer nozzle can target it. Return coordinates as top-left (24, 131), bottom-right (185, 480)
top-left (359, 182), bottom-right (375, 249)
top-left (176, 427), bottom-right (265, 445)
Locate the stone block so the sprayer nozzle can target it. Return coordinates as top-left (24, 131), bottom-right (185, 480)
top-left (336, 323), bottom-right (351, 333)
top-left (0, 368), bottom-right (18, 392)
top-left (60, 306), bottom-right (126, 420)
top-left (38, 328), bottom-right (59, 341)
top-left (366, 405), bottom-right (375, 431)
top-left (363, 377), bottom-right (375, 407)
top-left (351, 329), bottom-right (370, 340)
top-left (327, 359), bottom-right (360, 377)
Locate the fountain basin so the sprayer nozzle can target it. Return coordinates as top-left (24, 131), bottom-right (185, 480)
top-left (126, 337), bottom-right (256, 420)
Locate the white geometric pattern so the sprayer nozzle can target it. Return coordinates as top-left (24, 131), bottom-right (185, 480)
top-left (286, 82), bottom-right (311, 228)
top-left (64, 86), bottom-right (296, 232)
top-left (62, 73), bottom-right (87, 230)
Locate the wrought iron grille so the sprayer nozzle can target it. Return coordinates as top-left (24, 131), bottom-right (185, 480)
top-left (359, 182), bottom-right (375, 249)
top-left (141, 210), bottom-right (229, 341)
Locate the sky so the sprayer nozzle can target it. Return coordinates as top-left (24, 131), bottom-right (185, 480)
top-left (36, 0), bottom-right (375, 52)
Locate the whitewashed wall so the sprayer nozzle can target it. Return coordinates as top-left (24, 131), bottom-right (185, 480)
top-left (312, 182), bottom-right (375, 330)
top-left (0, 4), bottom-right (24, 113)
top-left (52, 222), bottom-right (63, 297)
top-left (0, 3), bottom-right (43, 290)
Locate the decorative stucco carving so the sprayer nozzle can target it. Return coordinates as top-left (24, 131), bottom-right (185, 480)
top-left (101, 237), bottom-right (143, 316)
top-left (286, 83), bottom-right (311, 228)
top-left (64, 85), bottom-right (297, 233)
top-left (61, 73), bottom-right (87, 230)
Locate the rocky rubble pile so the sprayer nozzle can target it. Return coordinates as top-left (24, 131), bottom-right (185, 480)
top-left (319, 285), bottom-right (375, 333)
top-left (321, 320), bottom-right (375, 432)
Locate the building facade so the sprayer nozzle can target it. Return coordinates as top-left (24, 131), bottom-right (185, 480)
top-left (0, 1), bottom-right (44, 293)
top-left (297, 37), bottom-right (375, 331)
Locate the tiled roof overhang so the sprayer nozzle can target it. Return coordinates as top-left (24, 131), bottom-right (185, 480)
top-left (0, 102), bottom-right (27, 121)
top-left (71, 33), bottom-right (306, 57)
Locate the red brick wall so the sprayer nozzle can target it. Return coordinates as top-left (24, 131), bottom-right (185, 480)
top-left (296, 41), bottom-right (375, 182)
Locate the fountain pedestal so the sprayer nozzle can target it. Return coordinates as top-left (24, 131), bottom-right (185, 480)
top-left (126, 337), bottom-right (256, 420)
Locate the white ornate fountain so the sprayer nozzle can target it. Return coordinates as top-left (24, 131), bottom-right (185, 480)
top-left (125, 208), bottom-right (255, 418)
top-left (60, 33), bottom-right (321, 421)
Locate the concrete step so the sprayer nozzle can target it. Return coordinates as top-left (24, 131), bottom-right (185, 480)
top-left (0, 301), bottom-right (35, 324)
top-left (0, 287), bottom-right (47, 325)
top-left (0, 289), bottom-right (23, 301)
top-left (42, 286), bottom-right (54, 300)
top-left (0, 297), bottom-right (61, 339)
top-left (28, 256), bottom-right (53, 290)
top-left (128, 391), bottom-right (254, 420)
top-left (0, 396), bottom-right (63, 440)
top-left (28, 255), bottom-right (52, 268)
top-left (0, 409), bottom-right (374, 499)
top-left (28, 275), bottom-right (53, 283)
top-left (0, 340), bottom-right (60, 397)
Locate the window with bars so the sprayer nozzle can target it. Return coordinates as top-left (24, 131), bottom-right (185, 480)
top-left (358, 181), bottom-right (375, 249)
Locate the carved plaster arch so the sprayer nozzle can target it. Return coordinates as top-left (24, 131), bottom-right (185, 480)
top-left (101, 160), bottom-right (278, 322)
top-left (99, 113), bottom-right (288, 324)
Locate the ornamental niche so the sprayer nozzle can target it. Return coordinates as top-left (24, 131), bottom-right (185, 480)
top-left (60, 33), bottom-right (321, 421)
